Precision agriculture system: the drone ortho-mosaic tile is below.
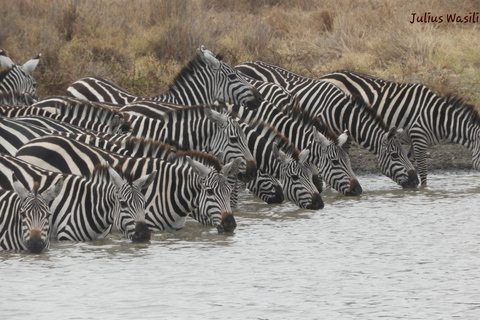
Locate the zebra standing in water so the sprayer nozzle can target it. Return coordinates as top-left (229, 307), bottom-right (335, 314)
top-left (0, 175), bottom-right (63, 253)
top-left (319, 70), bottom-right (480, 185)
top-left (0, 50), bottom-right (41, 105)
top-left (0, 154), bottom-right (155, 242)
top-left (65, 45), bottom-right (262, 110)
top-left (16, 135), bottom-right (240, 233)
top-left (236, 61), bottom-right (419, 188)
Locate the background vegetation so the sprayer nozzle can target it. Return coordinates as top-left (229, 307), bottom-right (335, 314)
top-left (1, 0), bottom-right (479, 109)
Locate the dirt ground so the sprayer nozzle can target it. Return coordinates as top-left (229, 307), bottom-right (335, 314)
top-left (348, 142), bottom-right (474, 174)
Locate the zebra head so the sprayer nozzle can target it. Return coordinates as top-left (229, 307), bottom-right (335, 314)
top-left (204, 107), bottom-right (258, 182)
top-left (275, 148), bottom-right (324, 210)
top-left (108, 166), bottom-right (157, 243)
top-left (310, 129), bottom-right (362, 196)
top-left (0, 52), bottom-right (41, 102)
top-left (187, 156), bottom-right (239, 233)
top-left (245, 170), bottom-right (285, 204)
top-left (11, 175), bottom-right (63, 253)
top-left (197, 46), bottom-right (262, 110)
top-left (377, 127), bottom-right (419, 188)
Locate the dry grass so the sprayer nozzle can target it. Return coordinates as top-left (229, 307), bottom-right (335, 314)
top-left (0, 0), bottom-right (479, 108)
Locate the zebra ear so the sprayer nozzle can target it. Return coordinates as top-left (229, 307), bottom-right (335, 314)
top-left (107, 166), bottom-right (125, 189)
top-left (221, 158), bottom-right (242, 177)
top-left (197, 45), bottom-right (221, 70)
top-left (272, 143), bottom-right (280, 159)
top-left (387, 127), bottom-right (397, 141)
top-left (395, 128), bottom-right (404, 140)
top-left (204, 107), bottom-right (228, 127)
top-left (133, 170), bottom-right (157, 190)
top-left (41, 178), bottom-right (64, 203)
top-left (186, 156), bottom-right (211, 179)
top-left (275, 149), bottom-right (289, 165)
top-left (298, 149), bottom-right (310, 164)
top-left (12, 174), bottom-right (30, 200)
top-left (0, 54), bottom-right (14, 69)
top-left (313, 130), bottom-right (331, 148)
top-left (22, 53), bottom-right (41, 74)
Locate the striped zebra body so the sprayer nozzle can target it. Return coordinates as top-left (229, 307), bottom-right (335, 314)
top-left (239, 120), bottom-right (323, 209)
top-left (65, 46), bottom-right (262, 109)
top-left (0, 154), bottom-right (153, 242)
top-left (320, 70), bottom-right (480, 185)
top-left (119, 103), bottom-right (258, 183)
top-left (0, 96), bottom-right (129, 134)
top-left (0, 175), bottom-right (62, 253)
top-left (236, 61), bottom-right (419, 188)
top-left (16, 135), bottom-right (238, 232)
top-left (226, 96), bottom-right (361, 196)
top-left (34, 132), bottom-right (241, 230)
top-left (0, 115), bottom-right (93, 155)
top-left (0, 51), bottom-right (41, 105)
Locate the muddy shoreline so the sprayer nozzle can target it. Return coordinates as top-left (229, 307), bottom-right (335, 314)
top-left (348, 143), bottom-right (474, 174)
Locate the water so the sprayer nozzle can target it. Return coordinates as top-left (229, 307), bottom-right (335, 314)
top-left (1, 171), bottom-right (479, 319)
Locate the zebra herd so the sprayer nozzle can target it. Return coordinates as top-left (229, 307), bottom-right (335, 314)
top-left (1, 45), bottom-right (479, 253)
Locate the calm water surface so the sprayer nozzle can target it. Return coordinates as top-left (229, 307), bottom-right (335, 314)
top-left (1, 171), bottom-right (479, 319)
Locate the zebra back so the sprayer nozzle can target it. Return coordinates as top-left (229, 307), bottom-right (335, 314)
top-left (65, 45), bottom-right (262, 109)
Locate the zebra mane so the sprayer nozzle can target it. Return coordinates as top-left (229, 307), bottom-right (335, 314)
top-left (285, 100), bottom-right (340, 142)
top-left (246, 117), bottom-right (300, 160)
top-left (167, 51), bottom-right (211, 94)
top-left (92, 162), bottom-right (136, 185)
top-left (116, 136), bottom-right (177, 158)
top-left (0, 66), bottom-right (13, 82)
top-left (171, 150), bottom-right (223, 172)
top-left (35, 96), bottom-right (132, 133)
top-left (159, 102), bottom-right (230, 120)
top-left (443, 94), bottom-right (480, 127)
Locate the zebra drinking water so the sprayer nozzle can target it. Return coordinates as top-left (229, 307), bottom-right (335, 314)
top-left (0, 174), bottom-right (62, 253)
top-left (0, 154), bottom-right (155, 242)
top-left (16, 134), bottom-right (240, 233)
top-left (319, 70), bottom-right (480, 185)
top-left (236, 61), bottom-right (419, 189)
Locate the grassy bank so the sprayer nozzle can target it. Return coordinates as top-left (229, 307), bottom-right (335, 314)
top-left (1, 0), bottom-right (479, 109)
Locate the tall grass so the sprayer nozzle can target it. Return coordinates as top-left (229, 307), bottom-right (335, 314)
top-left (0, 0), bottom-right (478, 108)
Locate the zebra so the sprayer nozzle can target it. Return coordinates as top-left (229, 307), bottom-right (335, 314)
top-left (0, 153), bottom-right (155, 242)
top-left (0, 96), bottom-right (130, 134)
top-left (0, 51), bottom-right (41, 105)
top-left (239, 120), bottom-right (324, 209)
top-left (65, 45), bottom-right (262, 109)
top-left (15, 134), bottom-right (240, 233)
top-left (319, 70), bottom-right (480, 185)
top-left (0, 174), bottom-right (62, 253)
top-left (236, 61), bottom-right (419, 188)
top-left (119, 102), bottom-right (258, 183)
top-left (225, 93), bottom-right (362, 196)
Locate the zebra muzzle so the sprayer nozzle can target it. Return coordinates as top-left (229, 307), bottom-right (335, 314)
top-left (306, 193), bottom-right (324, 210)
top-left (26, 232), bottom-right (45, 254)
top-left (131, 221), bottom-right (151, 243)
top-left (401, 170), bottom-right (420, 189)
top-left (345, 178), bottom-right (363, 196)
top-left (217, 214), bottom-right (236, 233)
